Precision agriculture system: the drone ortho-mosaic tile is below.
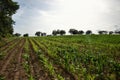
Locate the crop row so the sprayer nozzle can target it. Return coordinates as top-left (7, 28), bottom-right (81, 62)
top-left (32, 37), bottom-right (120, 80)
top-left (1, 36), bottom-right (119, 80)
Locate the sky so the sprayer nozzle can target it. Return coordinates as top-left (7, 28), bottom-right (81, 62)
top-left (13, 0), bottom-right (120, 35)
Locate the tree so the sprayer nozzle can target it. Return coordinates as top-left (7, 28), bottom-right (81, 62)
top-left (52, 29), bottom-right (66, 36)
top-left (109, 31), bottom-right (114, 35)
top-left (0, 0), bottom-right (19, 37)
top-left (86, 30), bottom-right (92, 35)
top-left (56, 29), bottom-right (60, 35)
top-left (14, 33), bottom-right (21, 37)
top-left (78, 30), bottom-right (84, 35)
top-left (41, 33), bottom-right (46, 36)
top-left (115, 31), bottom-right (120, 34)
top-left (52, 30), bottom-right (57, 36)
top-left (98, 31), bottom-right (103, 34)
top-left (23, 33), bottom-right (29, 37)
top-left (98, 31), bottom-right (108, 34)
top-left (69, 29), bottom-right (75, 34)
top-left (73, 30), bottom-right (79, 34)
top-left (69, 29), bottom-right (78, 35)
top-left (60, 30), bottom-right (66, 35)
top-left (35, 31), bottom-right (41, 36)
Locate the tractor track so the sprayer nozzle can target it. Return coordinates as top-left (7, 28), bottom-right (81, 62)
top-left (0, 39), bottom-right (26, 80)
top-left (13, 39), bottom-right (26, 80)
top-left (0, 39), bottom-right (23, 71)
top-left (0, 38), bottom-right (19, 52)
top-left (0, 38), bottom-right (21, 66)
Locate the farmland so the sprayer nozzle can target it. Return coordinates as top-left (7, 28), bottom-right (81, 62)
top-left (0, 35), bottom-right (120, 80)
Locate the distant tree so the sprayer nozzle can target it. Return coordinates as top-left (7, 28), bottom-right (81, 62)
top-left (41, 33), bottom-right (46, 36)
top-left (60, 30), bottom-right (66, 35)
top-left (103, 31), bottom-right (108, 34)
top-left (69, 29), bottom-right (75, 34)
top-left (73, 30), bottom-right (79, 34)
top-left (35, 31), bottom-right (41, 36)
top-left (52, 30), bottom-right (57, 36)
top-left (56, 29), bottom-right (60, 35)
top-left (109, 31), bottom-right (114, 35)
top-left (78, 30), bottom-right (84, 35)
top-left (98, 31), bottom-right (103, 34)
top-left (69, 29), bottom-right (78, 35)
top-left (86, 30), bottom-right (92, 35)
top-left (115, 31), bottom-right (120, 34)
top-left (23, 33), bottom-right (29, 37)
top-left (98, 31), bottom-right (108, 34)
top-left (47, 35), bottom-right (52, 36)
top-left (14, 33), bottom-right (21, 37)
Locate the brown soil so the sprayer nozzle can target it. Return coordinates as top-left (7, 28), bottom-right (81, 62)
top-left (0, 38), bottom-right (19, 52)
top-left (0, 39), bottom-right (22, 71)
top-left (0, 38), bottom-right (77, 80)
top-left (0, 39), bottom-right (26, 80)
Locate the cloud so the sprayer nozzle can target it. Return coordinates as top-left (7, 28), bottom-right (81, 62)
top-left (13, 0), bottom-right (120, 35)
top-left (13, 0), bottom-right (60, 35)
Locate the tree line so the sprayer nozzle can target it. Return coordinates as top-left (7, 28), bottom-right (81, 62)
top-left (51, 29), bottom-right (120, 35)
top-left (68, 29), bottom-right (120, 35)
top-left (14, 29), bottom-right (120, 37)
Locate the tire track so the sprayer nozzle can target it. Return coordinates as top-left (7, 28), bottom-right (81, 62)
top-left (0, 38), bottom-right (19, 51)
top-left (0, 38), bottom-right (21, 66)
top-left (14, 39), bottom-right (26, 80)
top-left (0, 39), bottom-right (24, 78)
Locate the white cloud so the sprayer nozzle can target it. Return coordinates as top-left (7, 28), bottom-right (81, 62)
top-left (13, 0), bottom-right (120, 35)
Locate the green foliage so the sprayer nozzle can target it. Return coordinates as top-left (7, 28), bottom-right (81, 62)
top-left (32, 35), bottom-right (120, 79)
top-left (1, 35), bottom-right (118, 79)
top-left (59, 30), bottom-right (66, 35)
top-left (35, 31), bottom-right (41, 36)
top-left (86, 30), bottom-right (92, 34)
top-left (29, 38), bottom-right (64, 80)
top-left (0, 52), bottom-right (5, 60)
top-left (14, 33), bottom-right (21, 37)
top-left (23, 34), bottom-right (29, 37)
top-left (52, 29), bottom-right (66, 36)
top-left (0, 0), bottom-right (19, 37)
top-left (22, 39), bottom-right (35, 80)
top-left (69, 29), bottom-right (79, 35)
top-left (0, 75), bottom-right (5, 80)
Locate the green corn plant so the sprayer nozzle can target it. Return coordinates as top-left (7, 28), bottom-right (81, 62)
top-left (23, 61), bottom-right (30, 73)
top-left (0, 75), bottom-right (5, 80)
top-left (23, 53), bottom-right (29, 60)
top-left (23, 39), bottom-right (35, 80)
top-left (38, 51), bottom-right (64, 80)
top-left (29, 35), bottom-right (120, 80)
top-left (0, 52), bottom-right (5, 60)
